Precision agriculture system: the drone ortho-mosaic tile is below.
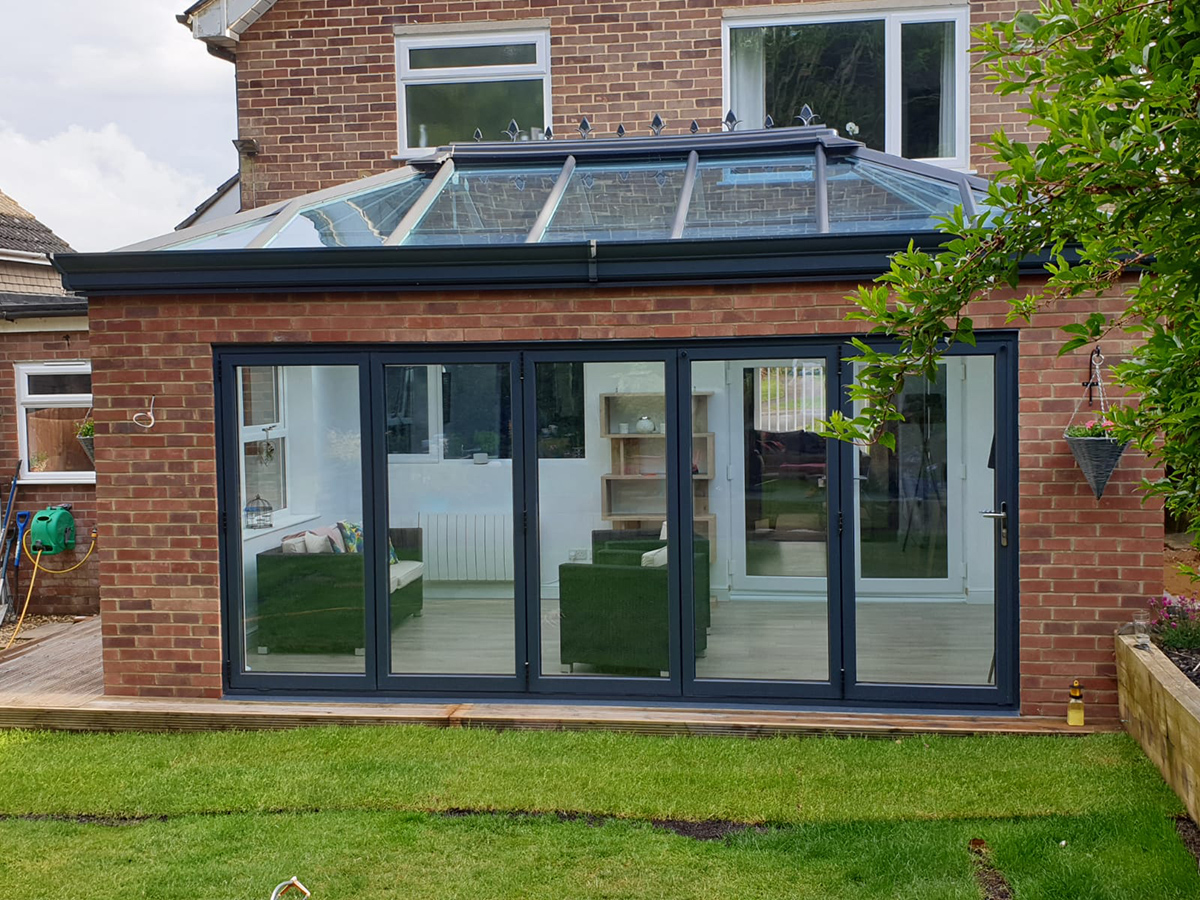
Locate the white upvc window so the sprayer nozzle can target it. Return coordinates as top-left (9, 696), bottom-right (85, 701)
top-left (15, 361), bottom-right (95, 484)
top-left (237, 366), bottom-right (288, 519)
top-left (395, 29), bottom-right (552, 154)
top-left (724, 8), bottom-right (970, 169)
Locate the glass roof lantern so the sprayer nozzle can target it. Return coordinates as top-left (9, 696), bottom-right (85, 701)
top-left (131, 123), bottom-right (987, 254)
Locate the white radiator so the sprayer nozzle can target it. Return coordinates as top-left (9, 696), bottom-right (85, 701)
top-left (417, 512), bottom-right (514, 581)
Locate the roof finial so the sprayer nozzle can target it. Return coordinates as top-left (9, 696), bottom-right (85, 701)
top-left (690, 120), bottom-right (700, 134)
top-left (544, 124), bottom-right (554, 140)
top-left (723, 109), bottom-right (741, 132)
top-left (473, 128), bottom-right (483, 142)
top-left (578, 117), bottom-right (592, 139)
top-left (503, 119), bottom-right (522, 141)
top-left (764, 115), bottom-right (775, 129)
top-left (617, 123), bottom-right (627, 138)
top-left (795, 104), bottom-right (821, 127)
top-left (650, 113), bottom-right (665, 136)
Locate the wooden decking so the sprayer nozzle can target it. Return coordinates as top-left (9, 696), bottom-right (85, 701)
top-left (0, 617), bottom-right (1115, 737)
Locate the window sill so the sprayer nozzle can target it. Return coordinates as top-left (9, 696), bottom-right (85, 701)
top-left (240, 512), bottom-right (320, 542)
top-left (21, 473), bottom-right (96, 486)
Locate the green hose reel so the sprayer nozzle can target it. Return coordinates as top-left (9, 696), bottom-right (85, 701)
top-left (30, 505), bottom-right (75, 556)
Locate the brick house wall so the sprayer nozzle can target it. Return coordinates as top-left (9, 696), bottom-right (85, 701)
top-left (86, 285), bottom-right (1160, 715)
top-left (0, 326), bottom-right (99, 617)
top-left (232, 0), bottom-right (1039, 210)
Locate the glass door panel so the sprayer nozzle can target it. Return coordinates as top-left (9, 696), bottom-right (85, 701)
top-left (535, 361), bottom-right (673, 680)
top-left (236, 364), bottom-right (366, 675)
top-left (384, 363), bottom-right (516, 675)
top-left (853, 356), bottom-right (996, 685)
top-left (691, 358), bottom-right (830, 683)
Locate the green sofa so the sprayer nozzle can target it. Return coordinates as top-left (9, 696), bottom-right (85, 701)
top-left (252, 527), bottom-right (422, 655)
top-left (556, 529), bottom-right (710, 675)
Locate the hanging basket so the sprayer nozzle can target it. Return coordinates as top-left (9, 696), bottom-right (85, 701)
top-left (1065, 435), bottom-right (1128, 500)
top-left (76, 435), bottom-right (95, 464)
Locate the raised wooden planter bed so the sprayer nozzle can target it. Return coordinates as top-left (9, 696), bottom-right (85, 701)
top-left (1116, 633), bottom-right (1200, 822)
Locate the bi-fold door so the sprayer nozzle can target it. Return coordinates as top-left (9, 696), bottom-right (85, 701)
top-left (219, 339), bottom-right (1016, 706)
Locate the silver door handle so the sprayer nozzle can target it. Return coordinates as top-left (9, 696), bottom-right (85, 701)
top-left (980, 502), bottom-right (1008, 547)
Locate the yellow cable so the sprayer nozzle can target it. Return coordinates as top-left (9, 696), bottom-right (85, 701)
top-left (22, 530), bottom-right (96, 574)
top-left (3, 548), bottom-right (42, 651)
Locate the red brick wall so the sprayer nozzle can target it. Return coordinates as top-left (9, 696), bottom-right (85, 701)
top-left (233, 0), bottom-right (1038, 210)
top-left (0, 327), bottom-right (99, 617)
top-left (87, 285), bottom-right (1160, 716)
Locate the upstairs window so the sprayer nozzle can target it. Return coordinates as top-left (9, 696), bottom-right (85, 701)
top-left (15, 362), bottom-right (95, 484)
top-left (396, 30), bottom-right (551, 153)
top-left (726, 9), bottom-right (968, 167)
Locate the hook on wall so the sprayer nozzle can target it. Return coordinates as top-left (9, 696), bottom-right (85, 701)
top-left (133, 396), bottom-right (156, 429)
top-left (1082, 346), bottom-right (1104, 406)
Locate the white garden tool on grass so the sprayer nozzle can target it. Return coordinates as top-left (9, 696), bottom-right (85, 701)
top-left (270, 877), bottom-right (310, 900)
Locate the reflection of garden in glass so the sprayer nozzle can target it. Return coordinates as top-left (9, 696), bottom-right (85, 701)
top-left (859, 368), bottom-right (948, 580)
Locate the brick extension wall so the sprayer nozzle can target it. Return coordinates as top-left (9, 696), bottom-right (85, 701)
top-left (233, 0), bottom-right (1040, 210)
top-left (87, 284), bottom-right (1161, 715)
top-left (0, 326), bottom-right (99, 616)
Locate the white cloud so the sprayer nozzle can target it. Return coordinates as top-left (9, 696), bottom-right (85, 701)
top-left (0, 122), bottom-right (209, 253)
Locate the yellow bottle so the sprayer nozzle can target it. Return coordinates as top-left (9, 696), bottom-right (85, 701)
top-left (1067, 680), bottom-right (1085, 727)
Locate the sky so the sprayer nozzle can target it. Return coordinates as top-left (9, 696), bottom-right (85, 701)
top-left (0, 1), bottom-right (236, 252)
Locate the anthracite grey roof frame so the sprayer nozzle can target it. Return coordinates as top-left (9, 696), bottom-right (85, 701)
top-left (55, 125), bottom-right (1003, 295)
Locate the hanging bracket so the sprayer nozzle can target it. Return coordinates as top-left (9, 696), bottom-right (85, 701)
top-left (1082, 346), bottom-right (1103, 406)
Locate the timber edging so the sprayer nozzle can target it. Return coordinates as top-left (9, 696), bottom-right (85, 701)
top-left (1116, 633), bottom-right (1200, 822)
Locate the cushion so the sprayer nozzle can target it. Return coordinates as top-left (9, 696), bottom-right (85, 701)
top-left (389, 559), bottom-right (424, 593)
top-left (311, 525), bottom-right (346, 553)
top-left (659, 521), bottom-right (668, 541)
top-left (338, 521), bottom-right (364, 554)
top-left (640, 546), bottom-right (668, 568)
top-left (388, 540), bottom-right (400, 565)
top-left (304, 531), bottom-right (334, 554)
top-left (281, 535), bottom-right (307, 554)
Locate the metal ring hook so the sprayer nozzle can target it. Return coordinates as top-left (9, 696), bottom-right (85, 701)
top-left (132, 396), bottom-right (156, 430)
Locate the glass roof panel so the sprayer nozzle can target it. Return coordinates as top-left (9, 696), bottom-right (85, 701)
top-left (541, 161), bottom-right (688, 243)
top-left (827, 157), bottom-right (962, 233)
top-left (269, 176), bottom-right (432, 248)
top-left (683, 155), bottom-right (819, 240)
top-left (164, 216), bottom-right (276, 251)
top-left (404, 166), bottom-right (561, 245)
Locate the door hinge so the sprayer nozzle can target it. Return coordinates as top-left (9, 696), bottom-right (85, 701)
top-left (222, 659), bottom-right (231, 680)
top-left (837, 511), bottom-right (844, 535)
top-left (220, 510), bottom-right (228, 533)
top-left (522, 510), bottom-right (528, 534)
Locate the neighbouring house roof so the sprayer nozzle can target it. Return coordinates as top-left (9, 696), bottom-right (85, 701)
top-left (0, 291), bottom-right (88, 320)
top-left (0, 189), bottom-right (73, 256)
top-left (177, 173), bottom-right (241, 231)
top-left (56, 125), bottom-right (1020, 295)
top-left (178, 0), bottom-right (277, 58)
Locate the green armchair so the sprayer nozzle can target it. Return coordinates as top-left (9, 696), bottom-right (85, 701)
top-left (556, 529), bottom-right (710, 674)
top-left (252, 526), bottom-right (423, 656)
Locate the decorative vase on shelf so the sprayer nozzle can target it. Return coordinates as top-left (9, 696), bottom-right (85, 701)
top-left (635, 416), bottom-right (656, 434)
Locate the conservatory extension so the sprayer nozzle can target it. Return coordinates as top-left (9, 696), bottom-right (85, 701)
top-left (55, 124), bottom-right (1155, 714)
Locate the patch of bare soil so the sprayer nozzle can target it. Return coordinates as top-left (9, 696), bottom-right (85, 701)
top-left (1164, 541), bottom-right (1200, 598)
top-left (0, 614), bottom-right (76, 649)
top-left (968, 839), bottom-right (1014, 900)
top-left (1175, 817), bottom-right (1200, 869)
top-left (438, 808), bottom-right (763, 840)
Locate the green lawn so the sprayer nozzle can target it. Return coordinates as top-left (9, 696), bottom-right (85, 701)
top-left (0, 727), bottom-right (1195, 898)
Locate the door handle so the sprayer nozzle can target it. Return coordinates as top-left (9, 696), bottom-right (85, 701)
top-left (980, 502), bottom-right (1008, 547)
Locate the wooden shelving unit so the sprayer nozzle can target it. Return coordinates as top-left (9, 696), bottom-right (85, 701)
top-left (599, 392), bottom-right (716, 545)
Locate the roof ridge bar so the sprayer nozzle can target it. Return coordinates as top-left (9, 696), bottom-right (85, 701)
top-left (524, 155), bottom-right (576, 244)
top-left (246, 164), bottom-right (423, 250)
top-left (384, 158), bottom-right (456, 246)
top-left (669, 150), bottom-right (699, 240)
top-left (815, 143), bottom-right (830, 234)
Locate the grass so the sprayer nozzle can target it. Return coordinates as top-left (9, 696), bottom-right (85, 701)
top-left (0, 727), bottom-right (1195, 898)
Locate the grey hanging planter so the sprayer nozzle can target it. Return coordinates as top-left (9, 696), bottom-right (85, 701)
top-left (77, 435), bottom-right (95, 464)
top-left (1065, 435), bottom-right (1128, 499)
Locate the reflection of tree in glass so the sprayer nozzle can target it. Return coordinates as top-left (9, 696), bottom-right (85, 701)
top-left (761, 22), bottom-right (885, 150)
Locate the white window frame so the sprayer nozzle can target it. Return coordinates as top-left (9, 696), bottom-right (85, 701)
top-left (236, 366), bottom-right (289, 519)
top-left (395, 29), bottom-right (553, 155)
top-left (15, 361), bottom-right (95, 485)
top-left (722, 7), bottom-right (970, 169)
